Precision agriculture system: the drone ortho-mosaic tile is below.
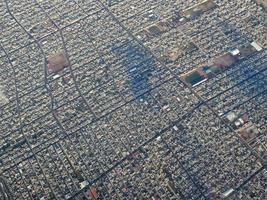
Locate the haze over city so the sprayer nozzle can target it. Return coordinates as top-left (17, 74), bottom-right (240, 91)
top-left (0, 0), bottom-right (266, 199)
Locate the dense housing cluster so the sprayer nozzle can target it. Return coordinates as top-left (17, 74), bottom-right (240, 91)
top-left (0, 0), bottom-right (266, 199)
